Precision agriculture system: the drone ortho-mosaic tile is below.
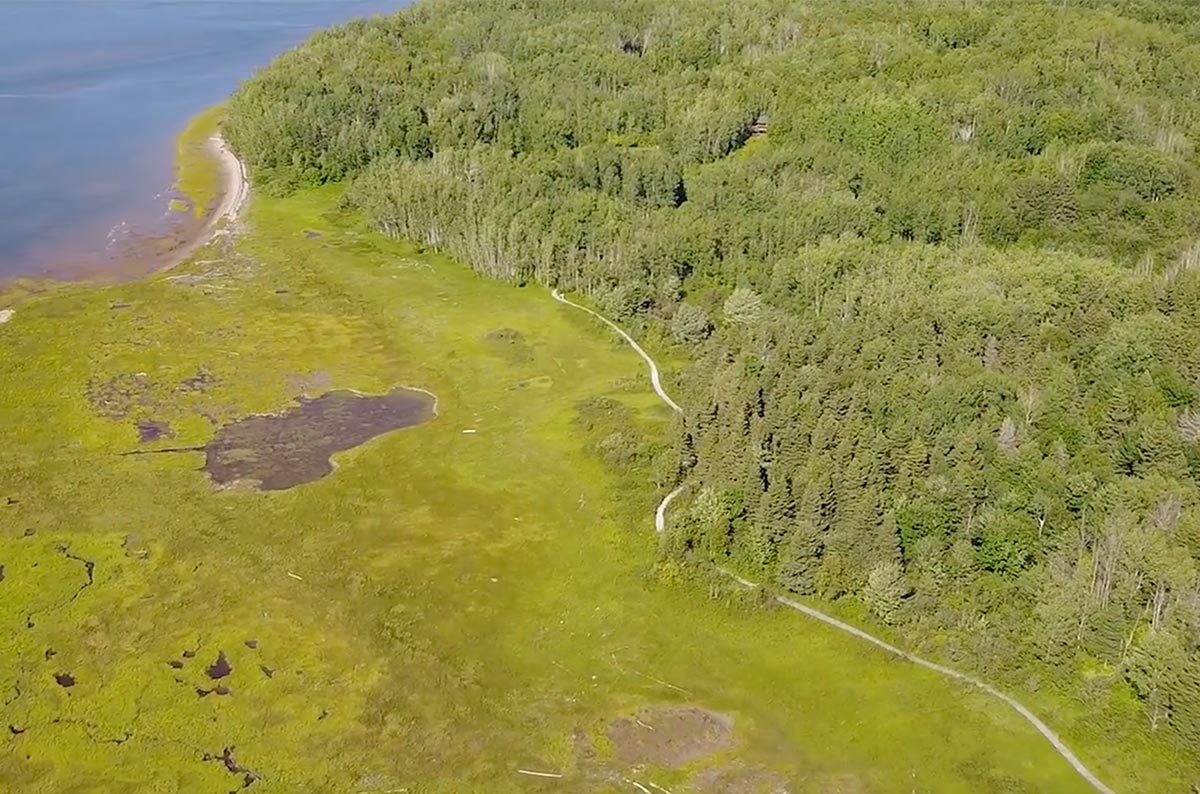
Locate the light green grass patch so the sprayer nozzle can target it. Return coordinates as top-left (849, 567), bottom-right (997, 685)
top-left (173, 105), bottom-right (224, 217)
top-left (0, 191), bottom-right (1173, 792)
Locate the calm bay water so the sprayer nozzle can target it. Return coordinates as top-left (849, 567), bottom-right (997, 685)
top-left (0, 0), bottom-right (408, 279)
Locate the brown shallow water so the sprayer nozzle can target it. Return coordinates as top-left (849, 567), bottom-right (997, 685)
top-left (204, 387), bottom-right (436, 490)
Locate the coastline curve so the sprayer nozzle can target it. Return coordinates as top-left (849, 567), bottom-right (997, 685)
top-left (160, 133), bottom-right (249, 272)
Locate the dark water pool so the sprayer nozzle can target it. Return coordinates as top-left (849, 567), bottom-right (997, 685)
top-left (204, 387), bottom-right (437, 490)
top-left (0, 0), bottom-right (409, 280)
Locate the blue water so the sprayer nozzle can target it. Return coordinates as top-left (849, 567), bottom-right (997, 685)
top-left (0, 0), bottom-right (409, 278)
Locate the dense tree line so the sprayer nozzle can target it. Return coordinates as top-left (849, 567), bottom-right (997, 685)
top-left (227, 0), bottom-right (1200, 767)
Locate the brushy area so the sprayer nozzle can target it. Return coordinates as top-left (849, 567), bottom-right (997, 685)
top-left (0, 172), bottom-right (1165, 792)
top-left (223, 0), bottom-right (1200, 772)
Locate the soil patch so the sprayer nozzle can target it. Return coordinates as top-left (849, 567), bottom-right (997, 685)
top-left (86, 373), bottom-right (155, 420)
top-left (485, 328), bottom-right (534, 364)
top-left (179, 367), bottom-right (218, 393)
top-left (690, 765), bottom-right (790, 794)
top-left (136, 420), bottom-right (174, 442)
top-left (607, 706), bottom-right (735, 768)
top-left (203, 387), bottom-right (436, 491)
top-left (123, 534), bottom-right (149, 559)
top-left (203, 746), bottom-right (260, 790)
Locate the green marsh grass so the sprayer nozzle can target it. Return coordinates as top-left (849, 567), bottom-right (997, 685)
top-left (0, 187), bottom-right (1177, 793)
top-left (173, 105), bottom-right (224, 217)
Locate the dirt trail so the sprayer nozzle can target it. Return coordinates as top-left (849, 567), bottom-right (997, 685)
top-left (551, 289), bottom-right (682, 413)
top-left (550, 288), bottom-right (1117, 794)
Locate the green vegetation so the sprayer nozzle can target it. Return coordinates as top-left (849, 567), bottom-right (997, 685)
top-left (1, 184), bottom-right (1138, 792)
top-left (224, 0), bottom-right (1200, 782)
top-left (174, 105), bottom-right (224, 217)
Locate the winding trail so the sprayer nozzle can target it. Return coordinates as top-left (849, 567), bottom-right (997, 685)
top-left (551, 289), bottom-right (682, 413)
top-left (654, 484), bottom-right (688, 533)
top-left (550, 288), bottom-right (1116, 794)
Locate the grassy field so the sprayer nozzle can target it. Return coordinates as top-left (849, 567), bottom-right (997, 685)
top-left (0, 136), bottom-right (1179, 794)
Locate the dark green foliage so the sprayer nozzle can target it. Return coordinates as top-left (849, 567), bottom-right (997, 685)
top-left (228, 0), bottom-right (1200, 763)
top-left (1081, 143), bottom-right (1181, 201)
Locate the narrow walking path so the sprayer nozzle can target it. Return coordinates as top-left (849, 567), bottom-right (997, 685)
top-left (550, 287), bottom-right (1116, 794)
top-left (551, 289), bottom-right (682, 413)
top-left (654, 484), bottom-right (688, 533)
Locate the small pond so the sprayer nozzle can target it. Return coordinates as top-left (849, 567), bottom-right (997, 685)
top-left (204, 387), bottom-right (436, 490)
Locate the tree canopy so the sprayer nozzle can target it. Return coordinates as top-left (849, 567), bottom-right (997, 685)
top-left (227, 0), bottom-right (1200, 770)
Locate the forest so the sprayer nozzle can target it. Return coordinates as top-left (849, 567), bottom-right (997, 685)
top-left (225, 0), bottom-right (1200, 767)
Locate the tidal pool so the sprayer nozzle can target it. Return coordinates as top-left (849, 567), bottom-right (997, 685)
top-left (204, 387), bottom-right (436, 490)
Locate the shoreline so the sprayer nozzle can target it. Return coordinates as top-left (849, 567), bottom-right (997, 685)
top-left (0, 131), bottom-right (249, 291)
top-left (157, 132), bottom-right (249, 273)
top-left (0, 111), bottom-right (247, 288)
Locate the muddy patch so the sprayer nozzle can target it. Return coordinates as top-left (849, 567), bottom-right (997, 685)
top-left (88, 368), bottom-right (219, 423)
top-left (511, 375), bottom-right (554, 391)
top-left (123, 534), bottom-right (149, 559)
top-left (179, 366), bottom-right (218, 393)
top-left (608, 706), bottom-right (735, 768)
top-left (286, 371), bottom-right (334, 397)
top-left (690, 765), bottom-right (790, 794)
top-left (485, 328), bottom-right (534, 365)
top-left (204, 387), bottom-right (436, 491)
top-left (86, 373), bottom-right (155, 420)
top-left (56, 544), bottom-right (95, 601)
top-left (136, 420), bottom-right (174, 443)
top-left (203, 747), bottom-right (260, 790)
